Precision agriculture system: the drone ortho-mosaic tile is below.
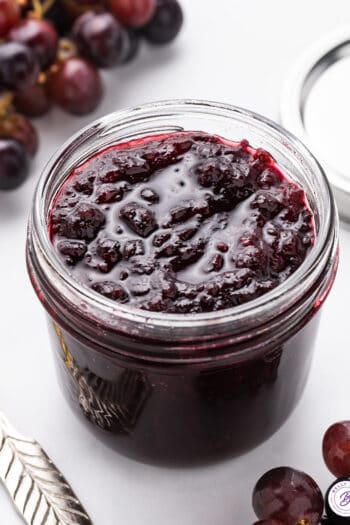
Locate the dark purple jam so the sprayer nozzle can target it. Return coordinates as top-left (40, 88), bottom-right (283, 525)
top-left (50, 132), bottom-right (315, 314)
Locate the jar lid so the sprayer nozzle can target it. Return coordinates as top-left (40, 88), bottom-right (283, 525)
top-left (281, 27), bottom-right (350, 221)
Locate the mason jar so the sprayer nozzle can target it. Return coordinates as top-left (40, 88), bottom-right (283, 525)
top-left (26, 100), bottom-right (339, 465)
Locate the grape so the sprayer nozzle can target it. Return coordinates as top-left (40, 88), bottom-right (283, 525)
top-left (49, 57), bottom-right (103, 115)
top-left (109, 0), bottom-right (156, 28)
top-left (0, 113), bottom-right (38, 156)
top-left (72, 11), bottom-right (126, 67)
top-left (52, 202), bottom-right (105, 240)
top-left (142, 0), bottom-right (183, 44)
top-left (0, 42), bottom-right (39, 91)
top-left (252, 467), bottom-right (324, 525)
top-left (92, 281), bottom-right (129, 302)
top-left (0, 0), bottom-right (19, 37)
top-left (119, 202), bottom-right (158, 237)
top-left (57, 240), bottom-right (87, 265)
top-left (0, 138), bottom-right (29, 190)
top-left (323, 421), bottom-right (350, 478)
top-left (8, 19), bottom-right (58, 69)
top-left (120, 29), bottom-right (140, 63)
top-left (13, 81), bottom-right (52, 118)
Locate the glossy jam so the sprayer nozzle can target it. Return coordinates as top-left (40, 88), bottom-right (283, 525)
top-left (50, 132), bottom-right (315, 314)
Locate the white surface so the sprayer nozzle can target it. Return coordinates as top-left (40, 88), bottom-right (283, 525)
top-left (1, 1), bottom-right (350, 523)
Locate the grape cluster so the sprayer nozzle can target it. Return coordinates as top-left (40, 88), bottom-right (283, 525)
top-left (251, 421), bottom-right (350, 524)
top-left (0, 0), bottom-right (183, 191)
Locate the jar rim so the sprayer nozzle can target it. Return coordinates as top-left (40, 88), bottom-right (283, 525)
top-left (30, 99), bottom-right (337, 341)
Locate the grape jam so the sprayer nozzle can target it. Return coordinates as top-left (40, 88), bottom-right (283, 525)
top-left (50, 131), bottom-right (315, 314)
top-left (27, 100), bottom-right (338, 466)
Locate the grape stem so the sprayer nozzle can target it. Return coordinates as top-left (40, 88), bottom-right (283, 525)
top-left (56, 38), bottom-right (78, 62)
top-left (38, 71), bottom-right (47, 85)
top-left (28, 0), bottom-right (55, 19)
top-left (0, 92), bottom-right (14, 118)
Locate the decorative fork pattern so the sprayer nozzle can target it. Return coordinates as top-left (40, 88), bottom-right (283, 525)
top-left (0, 412), bottom-right (92, 525)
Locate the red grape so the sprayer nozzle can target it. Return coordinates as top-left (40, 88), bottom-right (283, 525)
top-left (13, 80), bottom-right (52, 118)
top-left (0, 138), bottom-right (29, 190)
top-left (0, 42), bottom-right (39, 91)
top-left (0, 113), bottom-right (38, 156)
top-left (49, 57), bottom-right (103, 115)
top-left (323, 421), bottom-right (350, 478)
top-left (8, 19), bottom-right (58, 69)
top-left (142, 0), bottom-right (183, 44)
top-left (109, 0), bottom-right (156, 28)
top-left (0, 0), bottom-right (19, 37)
top-left (252, 467), bottom-right (324, 525)
top-left (72, 11), bottom-right (126, 67)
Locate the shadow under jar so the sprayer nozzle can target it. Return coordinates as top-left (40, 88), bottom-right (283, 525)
top-left (26, 100), bottom-right (338, 466)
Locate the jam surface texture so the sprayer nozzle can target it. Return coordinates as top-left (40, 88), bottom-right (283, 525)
top-left (50, 131), bottom-right (315, 313)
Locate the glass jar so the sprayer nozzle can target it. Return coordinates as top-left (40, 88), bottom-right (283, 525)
top-left (26, 100), bottom-right (339, 466)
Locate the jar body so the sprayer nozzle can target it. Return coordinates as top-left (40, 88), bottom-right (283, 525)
top-left (48, 312), bottom-right (319, 465)
top-left (26, 101), bottom-right (339, 465)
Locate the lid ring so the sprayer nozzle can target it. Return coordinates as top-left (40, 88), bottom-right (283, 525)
top-left (281, 27), bottom-right (350, 220)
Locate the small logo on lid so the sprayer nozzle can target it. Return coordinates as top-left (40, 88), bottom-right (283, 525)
top-left (328, 480), bottom-right (350, 517)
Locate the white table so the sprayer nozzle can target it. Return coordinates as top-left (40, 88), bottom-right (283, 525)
top-left (1, 1), bottom-right (350, 522)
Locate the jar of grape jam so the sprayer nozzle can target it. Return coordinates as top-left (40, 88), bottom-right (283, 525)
top-left (26, 100), bottom-right (338, 465)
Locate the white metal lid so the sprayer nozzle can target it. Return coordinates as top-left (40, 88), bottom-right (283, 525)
top-left (281, 27), bottom-right (350, 221)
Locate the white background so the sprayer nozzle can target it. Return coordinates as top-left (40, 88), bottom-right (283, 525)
top-left (1, 1), bottom-right (350, 523)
